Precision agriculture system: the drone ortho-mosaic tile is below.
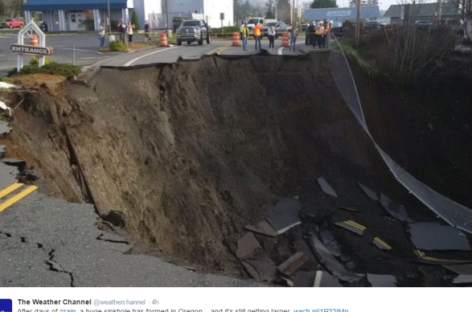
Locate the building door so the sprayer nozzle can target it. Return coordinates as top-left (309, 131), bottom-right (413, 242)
top-left (68, 12), bottom-right (84, 31)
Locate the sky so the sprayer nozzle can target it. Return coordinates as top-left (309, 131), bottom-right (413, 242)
top-left (248, 0), bottom-right (438, 12)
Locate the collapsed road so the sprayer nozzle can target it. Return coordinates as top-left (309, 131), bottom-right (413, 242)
top-left (1, 45), bottom-right (471, 286)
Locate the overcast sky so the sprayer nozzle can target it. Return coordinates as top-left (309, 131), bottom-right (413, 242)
top-left (248, 0), bottom-right (438, 12)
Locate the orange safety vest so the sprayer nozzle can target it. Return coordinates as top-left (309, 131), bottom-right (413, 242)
top-left (315, 26), bottom-right (324, 35)
top-left (254, 24), bottom-right (264, 37)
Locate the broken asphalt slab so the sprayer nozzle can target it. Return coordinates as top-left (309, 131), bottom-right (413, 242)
top-left (242, 250), bottom-right (277, 283)
top-left (319, 225), bottom-right (342, 257)
top-left (266, 198), bottom-right (301, 234)
top-left (308, 234), bottom-right (363, 283)
top-left (245, 220), bottom-right (278, 237)
top-left (317, 177), bottom-right (338, 198)
top-left (443, 265), bottom-right (472, 284)
top-left (314, 270), bottom-right (342, 287)
top-left (236, 232), bottom-right (262, 259)
top-left (408, 222), bottom-right (471, 251)
top-left (357, 182), bottom-right (379, 201)
top-left (379, 193), bottom-right (414, 223)
top-left (277, 252), bottom-right (309, 277)
top-left (367, 274), bottom-right (397, 287)
top-left (335, 220), bottom-right (366, 236)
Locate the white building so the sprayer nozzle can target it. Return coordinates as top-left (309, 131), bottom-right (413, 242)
top-left (168, 0), bottom-right (233, 28)
top-left (23, 0), bottom-right (233, 32)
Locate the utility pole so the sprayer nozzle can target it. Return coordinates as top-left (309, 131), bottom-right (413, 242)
top-left (356, 0), bottom-right (361, 47)
top-left (438, 0), bottom-right (442, 22)
top-left (107, 0), bottom-right (111, 34)
top-left (291, 0), bottom-right (294, 26)
top-left (166, 0), bottom-right (170, 36)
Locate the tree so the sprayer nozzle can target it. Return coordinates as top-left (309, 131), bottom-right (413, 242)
top-left (311, 0), bottom-right (338, 8)
top-left (349, 0), bottom-right (378, 7)
top-left (277, 0), bottom-right (291, 23)
top-left (131, 11), bottom-right (140, 30)
top-left (266, 0), bottom-right (275, 18)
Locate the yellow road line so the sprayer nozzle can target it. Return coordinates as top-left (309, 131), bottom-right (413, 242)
top-left (345, 220), bottom-right (367, 230)
top-left (374, 237), bottom-right (392, 250)
top-left (0, 183), bottom-right (24, 200)
top-left (0, 185), bottom-right (38, 213)
top-left (414, 250), bottom-right (471, 264)
top-left (207, 44), bottom-right (232, 55)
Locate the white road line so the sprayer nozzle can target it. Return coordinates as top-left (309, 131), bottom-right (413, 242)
top-left (124, 46), bottom-right (180, 67)
top-left (56, 48), bottom-right (103, 54)
top-left (278, 47), bottom-right (284, 55)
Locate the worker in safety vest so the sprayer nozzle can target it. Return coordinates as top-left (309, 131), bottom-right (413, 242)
top-left (254, 21), bottom-right (264, 51)
top-left (240, 23), bottom-right (250, 51)
top-left (323, 21), bottom-right (332, 48)
top-left (313, 21), bottom-right (324, 49)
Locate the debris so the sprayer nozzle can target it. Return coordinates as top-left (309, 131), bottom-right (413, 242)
top-left (357, 182), bottom-right (379, 201)
top-left (413, 250), bottom-right (472, 265)
top-left (314, 270), bottom-right (342, 287)
top-left (245, 220), bottom-right (278, 237)
top-left (338, 206), bottom-right (360, 213)
top-left (277, 252), bottom-right (309, 276)
top-left (242, 250), bottom-right (277, 282)
top-left (408, 223), bottom-right (471, 251)
top-left (443, 265), bottom-right (472, 284)
top-left (266, 198), bottom-right (301, 234)
top-left (0, 145), bottom-right (5, 158)
top-left (293, 271), bottom-right (315, 287)
top-left (319, 225), bottom-right (342, 257)
top-left (379, 194), bottom-right (413, 222)
top-left (308, 234), bottom-right (364, 282)
top-left (1, 158), bottom-right (26, 168)
top-left (0, 101), bottom-right (13, 117)
top-left (236, 232), bottom-right (261, 259)
top-left (280, 276), bottom-right (294, 287)
top-left (0, 82), bottom-right (15, 89)
top-left (0, 121), bottom-right (11, 137)
top-left (335, 220), bottom-right (366, 236)
top-left (372, 237), bottom-right (392, 251)
top-left (317, 177), bottom-right (338, 198)
top-left (367, 274), bottom-right (397, 287)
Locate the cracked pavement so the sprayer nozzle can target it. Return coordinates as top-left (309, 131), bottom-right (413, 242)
top-left (0, 159), bottom-right (259, 286)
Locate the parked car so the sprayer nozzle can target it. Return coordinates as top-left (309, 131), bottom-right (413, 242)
top-left (261, 21), bottom-right (289, 39)
top-left (176, 19), bottom-right (210, 46)
top-left (301, 23), bottom-right (310, 32)
top-left (415, 20), bottom-right (431, 27)
top-left (331, 21), bottom-right (343, 37)
top-left (364, 20), bottom-right (381, 30)
top-left (0, 18), bottom-right (24, 29)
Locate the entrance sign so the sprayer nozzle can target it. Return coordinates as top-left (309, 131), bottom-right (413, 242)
top-left (11, 45), bottom-right (53, 56)
top-left (12, 21), bottom-right (53, 72)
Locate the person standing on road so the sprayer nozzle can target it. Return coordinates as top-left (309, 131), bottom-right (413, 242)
top-left (118, 18), bottom-right (127, 45)
top-left (144, 20), bottom-right (150, 43)
top-left (98, 23), bottom-right (106, 48)
top-left (127, 21), bottom-right (134, 47)
top-left (307, 22), bottom-right (315, 45)
top-left (314, 21), bottom-right (324, 49)
top-left (268, 26), bottom-right (276, 51)
top-left (240, 23), bottom-right (250, 51)
top-left (290, 25), bottom-right (298, 51)
top-left (323, 21), bottom-right (332, 48)
top-left (254, 21), bottom-right (264, 51)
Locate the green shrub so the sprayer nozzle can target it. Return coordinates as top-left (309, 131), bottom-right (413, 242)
top-left (29, 57), bottom-right (51, 66)
top-left (109, 40), bottom-right (127, 52)
top-left (131, 11), bottom-right (140, 30)
top-left (19, 62), bottom-right (81, 78)
top-left (1, 77), bottom-right (11, 83)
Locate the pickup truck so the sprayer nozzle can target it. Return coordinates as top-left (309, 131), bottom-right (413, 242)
top-left (176, 19), bottom-right (211, 46)
top-left (0, 18), bottom-right (24, 29)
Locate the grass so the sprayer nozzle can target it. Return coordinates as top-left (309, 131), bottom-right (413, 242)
top-left (9, 74), bottom-right (65, 86)
top-left (336, 39), bottom-right (378, 77)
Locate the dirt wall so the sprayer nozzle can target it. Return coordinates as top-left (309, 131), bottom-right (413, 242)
top-left (5, 54), bottom-right (423, 274)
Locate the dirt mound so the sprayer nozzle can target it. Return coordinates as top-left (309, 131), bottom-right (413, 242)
top-left (4, 54), bottom-right (450, 282)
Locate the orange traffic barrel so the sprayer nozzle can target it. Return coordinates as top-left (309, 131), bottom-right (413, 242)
top-left (281, 32), bottom-right (289, 47)
top-left (160, 33), bottom-right (168, 47)
top-left (232, 32), bottom-right (241, 46)
top-left (30, 34), bottom-right (38, 46)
